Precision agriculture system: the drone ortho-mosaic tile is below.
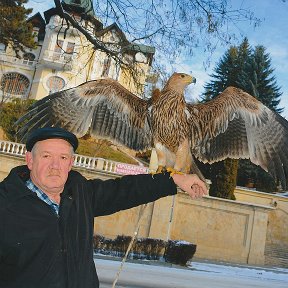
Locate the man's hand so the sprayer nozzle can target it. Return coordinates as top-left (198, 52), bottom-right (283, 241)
top-left (171, 173), bottom-right (208, 198)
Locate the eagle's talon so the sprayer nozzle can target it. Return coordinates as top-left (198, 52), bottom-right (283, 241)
top-left (166, 167), bottom-right (185, 177)
top-left (149, 165), bottom-right (166, 177)
top-left (156, 165), bottom-right (166, 174)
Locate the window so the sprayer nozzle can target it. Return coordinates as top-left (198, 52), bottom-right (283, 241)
top-left (0, 43), bottom-right (6, 52)
top-left (66, 42), bottom-right (75, 54)
top-left (47, 76), bottom-right (65, 94)
top-left (0, 73), bottom-right (30, 98)
top-left (65, 42), bottom-right (75, 61)
top-left (53, 40), bottom-right (64, 60)
top-left (101, 58), bottom-right (111, 77)
top-left (23, 53), bottom-right (35, 65)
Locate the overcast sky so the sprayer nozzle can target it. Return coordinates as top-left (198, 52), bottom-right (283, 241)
top-left (26, 0), bottom-right (288, 118)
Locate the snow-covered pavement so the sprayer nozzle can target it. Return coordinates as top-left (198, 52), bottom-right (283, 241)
top-left (95, 257), bottom-right (288, 288)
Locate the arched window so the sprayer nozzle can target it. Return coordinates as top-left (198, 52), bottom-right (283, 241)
top-left (23, 53), bottom-right (35, 65)
top-left (47, 76), bottom-right (65, 94)
top-left (0, 73), bottom-right (30, 98)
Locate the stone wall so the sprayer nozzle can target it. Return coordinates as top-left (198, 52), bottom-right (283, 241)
top-left (234, 187), bottom-right (288, 267)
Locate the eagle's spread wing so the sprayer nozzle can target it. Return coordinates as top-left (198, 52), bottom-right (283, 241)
top-left (16, 78), bottom-right (152, 150)
top-left (187, 87), bottom-right (288, 188)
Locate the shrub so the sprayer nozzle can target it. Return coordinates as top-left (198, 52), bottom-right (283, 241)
top-left (93, 234), bottom-right (106, 251)
top-left (164, 240), bottom-right (197, 266)
top-left (133, 238), bottom-right (166, 260)
top-left (113, 235), bottom-right (132, 257)
top-left (93, 235), bottom-right (165, 260)
top-left (0, 98), bottom-right (36, 141)
top-left (93, 235), bottom-right (197, 265)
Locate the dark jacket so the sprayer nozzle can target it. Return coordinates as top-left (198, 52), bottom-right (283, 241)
top-left (0, 165), bottom-right (177, 288)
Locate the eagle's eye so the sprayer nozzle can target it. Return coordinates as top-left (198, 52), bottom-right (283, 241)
top-left (180, 74), bottom-right (185, 78)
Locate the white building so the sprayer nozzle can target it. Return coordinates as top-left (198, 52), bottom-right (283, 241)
top-left (0, 0), bottom-right (156, 102)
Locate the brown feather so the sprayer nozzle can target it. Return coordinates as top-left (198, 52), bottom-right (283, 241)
top-left (188, 87), bottom-right (288, 188)
top-left (15, 74), bottom-right (288, 188)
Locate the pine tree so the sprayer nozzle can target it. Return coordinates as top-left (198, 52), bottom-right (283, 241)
top-left (201, 38), bottom-right (283, 197)
top-left (200, 39), bottom-right (251, 199)
top-left (0, 0), bottom-right (36, 56)
top-left (203, 38), bottom-right (251, 100)
top-left (236, 45), bottom-right (283, 192)
top-left (237, 45), bottom-right (283, 113)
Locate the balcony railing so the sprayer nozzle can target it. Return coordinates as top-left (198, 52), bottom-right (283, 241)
top-left (0, 140), bottom-right (149, 176)
top-left (41, 50), bottom-right (74, 71)
top-left (0, 53), bottom-right (37, 67)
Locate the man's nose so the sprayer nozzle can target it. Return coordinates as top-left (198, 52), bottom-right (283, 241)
top-left (50, 157), bottom-right (61, 168)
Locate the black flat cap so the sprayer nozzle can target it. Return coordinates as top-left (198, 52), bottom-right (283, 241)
top-left (26, 127), bottom-right (78, 152)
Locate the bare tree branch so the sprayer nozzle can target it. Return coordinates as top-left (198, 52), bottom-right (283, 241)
top-left (51, 0), bottom-right (262, 83)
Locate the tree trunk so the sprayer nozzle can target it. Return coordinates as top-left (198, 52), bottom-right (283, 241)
top-left (209, 159), bottom-right (238, 200)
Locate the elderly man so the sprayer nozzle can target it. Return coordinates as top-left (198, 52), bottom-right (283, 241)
top-left (0, 127), bottom-right (207, 288)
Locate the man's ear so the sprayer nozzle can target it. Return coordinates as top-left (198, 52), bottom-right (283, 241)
top-left (68, 155), bottom-right (75, 171)
top-left (25, 152), bottom-right (33, 170)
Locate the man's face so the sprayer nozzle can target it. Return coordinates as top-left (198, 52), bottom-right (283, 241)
top-left (25, 139), bottom-right (74, 195)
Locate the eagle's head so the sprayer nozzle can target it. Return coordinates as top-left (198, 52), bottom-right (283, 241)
top-left (165, 73), bottom-right (196, 93)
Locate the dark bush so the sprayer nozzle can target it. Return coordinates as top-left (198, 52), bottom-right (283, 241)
top-left (113, 235), bottom-right (132, 257)
top-left (93, 234), bottom-right (166, 260)
top-left (164, 240), bottom-right (197, 266)
top-left (93, 234), bottom-right (106, 251)
top-left (93, 235), bottom-right (196, 265)
top-left (133, 238), bottom-right (166, 260)
top-left (93, 235), bottom-right (115, 255)
top-left (0, 98), bottom-right (36, 141)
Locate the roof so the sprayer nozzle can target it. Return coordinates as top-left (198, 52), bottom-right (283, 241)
top-left (62, 0), bottom-right (95, 17)
top-left (27, 12), bottom-right (46, 41)
top-left (42, 3), bottom-right (155, 56)
top-left (95, 23), bottom-right (129, 43)
top-left (43, 5), bottom-right (103, 30)
top-left (96, 23), bottom-right (155, 55)
top-left (123, 43), bottom-right (155, 55)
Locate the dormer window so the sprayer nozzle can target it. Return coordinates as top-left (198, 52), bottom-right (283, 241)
top-left (23, 53), bottom-right (35, 65)
top-left (71, 0), bottom-right (81, 4)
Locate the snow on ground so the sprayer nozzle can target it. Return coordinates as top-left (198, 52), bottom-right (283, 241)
top-left (95, 256), bottom-right (288, 288)
top-left (188, 260), bottom-right (288, 282)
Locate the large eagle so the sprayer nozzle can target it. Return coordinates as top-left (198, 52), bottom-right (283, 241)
top-left (16, 73), bottom-right (288, 188)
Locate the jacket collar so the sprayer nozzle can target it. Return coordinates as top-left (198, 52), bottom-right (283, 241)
top-left (3, 165), bottom-right (35, 202)
top-left (3, 165), bottom-right (75, 204)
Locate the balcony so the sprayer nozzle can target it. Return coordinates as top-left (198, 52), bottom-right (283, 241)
top-left (0, 52), bottom-right (37, 68)
top-left (41, 50), bottom-right (74, 71)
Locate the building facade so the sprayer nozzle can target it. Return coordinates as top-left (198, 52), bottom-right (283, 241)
top-left (0, 1), bottom-right (155, 103)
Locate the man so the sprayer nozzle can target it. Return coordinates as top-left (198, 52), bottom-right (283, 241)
top-left (0, 127), bottom-right (207, 288)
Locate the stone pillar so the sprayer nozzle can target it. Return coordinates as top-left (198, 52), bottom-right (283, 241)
top-left (247, 207), bottom-right (270, 265)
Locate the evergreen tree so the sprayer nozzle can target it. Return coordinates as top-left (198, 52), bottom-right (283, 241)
top-left (235, 45), bottom-right (283, 192)
top-left (200, 39), bottom-right (251, 199)
top-left (201, 38), bottom-right (283, 198)
top-left (0, 0), bottom-right (36, 56)
top-left (237, 45), bottom-right (283, 113)
top-left (202, 46), bottom-right (238, 102)
top-left (203, 38), bottom-right (251, 101)
top-left (237, 160), bottom-right (277, 192)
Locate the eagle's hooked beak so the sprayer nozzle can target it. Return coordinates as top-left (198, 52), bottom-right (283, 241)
top-left (187, 76), bottom-right (196, 85)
